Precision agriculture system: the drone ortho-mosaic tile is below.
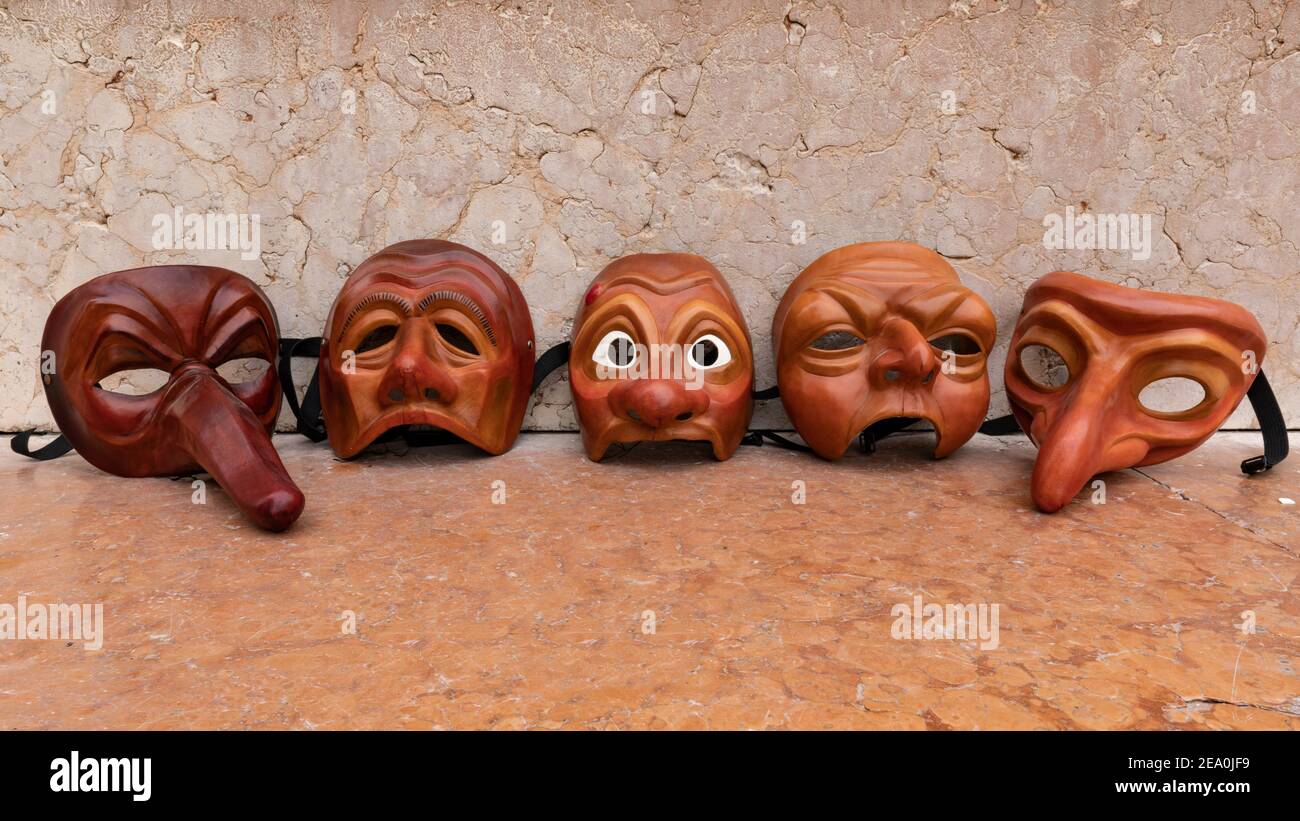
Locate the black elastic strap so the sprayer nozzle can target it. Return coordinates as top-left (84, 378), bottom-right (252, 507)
top-left (741, 430), bottom-right (814, 453)
top-left (1242, 369), bottom-right (1288, 475)
top-left (979, 414), bottom-right (1022, 436)
top-left (278, 337), bottom-right (327, 442)
top-left (752, 385), bottom-right (780, 400)
top-left (532, 341), bottom-right (570, 393)
top-left (10, 430), bottom-right (74, 460)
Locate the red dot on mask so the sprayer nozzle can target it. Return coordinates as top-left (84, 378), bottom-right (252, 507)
top-left (585, 285), bottom-right (602, 305)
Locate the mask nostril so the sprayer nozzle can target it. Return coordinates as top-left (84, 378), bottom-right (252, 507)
top-left (884, 369), bottom-right (900, 382)
top-left (922, 368), bottom-right (936, 384)
top-left (388, 388), bottom-right (404, 403)
top-left (424, 388), bottom-right (440, 402)
top-left (627, 409), bottom-right (641, 422)
top-left (675, 412), bottom-right (693, 422)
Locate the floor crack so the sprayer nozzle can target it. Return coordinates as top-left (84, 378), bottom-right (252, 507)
top-left (1179, 696), bottom-right (1300, 717)
top-left (1131, 467), bottom-right (1295, 558)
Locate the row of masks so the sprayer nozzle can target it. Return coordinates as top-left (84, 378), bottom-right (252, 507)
top-left (14, 240), bottom-right (1288, 531)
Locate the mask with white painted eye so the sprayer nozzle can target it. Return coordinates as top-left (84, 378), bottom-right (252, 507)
top-left (687, 334), bottom-right (732, 370)
top-left (592, 330), bottom-right (638, 370)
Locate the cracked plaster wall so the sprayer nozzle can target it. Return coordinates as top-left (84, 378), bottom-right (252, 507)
top-left (1, 0), bottom-right (1297, 433)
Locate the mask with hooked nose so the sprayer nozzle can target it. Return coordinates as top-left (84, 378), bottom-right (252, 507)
top-left (772, 242), bottom-right (997, 460)
top-left (569, 253), bottom-right (754, 461)
top-left (1005, 271), bottom-right (1268, 512)
top-left (318, 240), bottom-right (535, 458)
top-left (39, 265), bottom-right (304, 531)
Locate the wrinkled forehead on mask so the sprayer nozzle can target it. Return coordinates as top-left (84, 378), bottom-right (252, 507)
top-left (774, 241), bottom-right (987, 340)
top-left (577, 253), bottom-right (744, 325)
top-left (48, 265), bottom-right (276, 358)
top-left (1021, 271), bottom-right (1266, 353)
top-left (330, 239), bottom-right (525, 343)
top-left (804, 241), bottom-right (959, 283)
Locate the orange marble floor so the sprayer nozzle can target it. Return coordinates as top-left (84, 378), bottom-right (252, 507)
top-left (0, 431), bottom-right (1295, 730)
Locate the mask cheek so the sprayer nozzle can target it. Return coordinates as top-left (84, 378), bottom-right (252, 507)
top-left (83, 380), bottom-right (163, 440)
top-left (454, 365), bottom-right (501, 443)
top-left (929, 373), bottom-right (990, 457)
top-left (320, 349), bottom-right (382, 456)
top-left (569, 364), bottom-right (620, 452)
top-left (699, 380), bottom-right (752, 458)
top-left (779, 367), bottom-right (868, 460)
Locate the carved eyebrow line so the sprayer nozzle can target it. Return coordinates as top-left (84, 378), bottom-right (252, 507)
top-left (121, 281), bottom-right (187, 353)
top-left (338, 292), bottom-right (412, 338)
top-left (85, 298), bottom-right (183, 364)
top-left (906, 284), bottom-right (981, 329)
top-left (602, 272), bottom-right (717, 295)
top-left (417, 289), bottom-right (497, 347)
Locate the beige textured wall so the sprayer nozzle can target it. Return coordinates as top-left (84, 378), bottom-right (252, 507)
top-left (1, 0), bottom-right (1297, 432)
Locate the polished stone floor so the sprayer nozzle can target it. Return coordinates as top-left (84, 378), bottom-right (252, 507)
top-left (0, 431), bottom-right (1295, 729)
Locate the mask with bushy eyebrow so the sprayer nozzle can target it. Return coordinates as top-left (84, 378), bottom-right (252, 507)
top-left (1004, 271), bottom-right (1267, 512)
top-left (568, 253), bottom-right (754, 461)
top-left (318, 239), bottom-right (535, 458)
top-left (772, 241), bottom-right (997, 460)
top-left (40, 265), bottom-right (303, 531)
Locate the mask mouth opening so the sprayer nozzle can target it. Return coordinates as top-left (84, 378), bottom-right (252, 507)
top-left (602, 438), bottom-right (717, 460)
top-left (373, 423), bottom-right (467, 449)
top-left (857, 416), bottom-right (929, 452)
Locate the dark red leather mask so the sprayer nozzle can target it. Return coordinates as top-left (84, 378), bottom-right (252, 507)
top-left (1005, 271), bottom-right (1270, 512)
top-left (568, 253), bottom-right (754, 461)
top-left (318, 240), bottom-right (535, 458)
top-left (772, 242), bottom-right (997, 459)
top-left (39, 266), bottom-right (303, 531)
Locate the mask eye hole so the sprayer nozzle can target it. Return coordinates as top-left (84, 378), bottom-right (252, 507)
top-left (355, 325), bottom-right (398, 354)
top-left (97, 368), bottom-right (171, 396)
top-left (810, 330), bottom-right (866, 351)
top-left (1139, 376), bottom-right (1207, 415)
top-left (436, 323), bottom-right (479, 356)
top-left (216, 356), bottom-right (271, 385)
top-left (1019, 344), bottom-right (1070, 390)
top-left (592, 330), bottom-right (638, 369)
top-left (688, 334), bottom-right (732, 370)
top-left (929, 333), bottom-right (982, 356)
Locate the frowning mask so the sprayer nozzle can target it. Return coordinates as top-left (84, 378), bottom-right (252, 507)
top-left (1005, 271), bottom-right (1270, 512)
top-left (569, 253), bottom-right (754, 461)
top-left (37, 265), bottom-right (303, 531)
top-left (318, 240), bottom-right (535, 458)
top-left (772, 242), bottom-right (997, 459)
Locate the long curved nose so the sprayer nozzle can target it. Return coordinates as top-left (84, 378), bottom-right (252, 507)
top-left (163, 366), bottom-right (304, 531)
top-left (609, 379), bottom-right (710, 429)
top-left (869, 318), bottom-right (937, 387)
top-left (378, 324), bottom-right (458, 407)
top-left (1029, 368), bottom-right (1135, 513)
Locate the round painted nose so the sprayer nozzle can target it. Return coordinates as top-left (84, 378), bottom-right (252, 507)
top-left (610, 379), bottom-right (710, 429)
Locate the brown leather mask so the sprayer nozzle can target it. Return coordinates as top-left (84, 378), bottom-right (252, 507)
top-left (569, 253), bottom-right (754, 461)
top-left (37, 266), bottom-right (303, 531)
top-left (772, 242), bottom-right (997, 459)
top-left (1005, 271), bottom-right (1269, 512)
top-left (318, 240), bottom-right (535, 458)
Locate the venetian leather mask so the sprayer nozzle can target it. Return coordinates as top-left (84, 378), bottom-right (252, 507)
top-left (318, 240), bottom-right (535, 458)
top-left (569, 253), bottom-right (754, 461)
top-left (772, 242), bottom-right (997, 459)
top-left (1005, 271), bottom-right (1269, 512)
top-left (39, 265), bottom-right (303, 531)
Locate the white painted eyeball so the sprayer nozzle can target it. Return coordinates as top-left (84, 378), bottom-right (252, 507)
top-left (592, 330), bottom-right (638, 370)
top-left (687, 334), bottom-right (732, 370)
